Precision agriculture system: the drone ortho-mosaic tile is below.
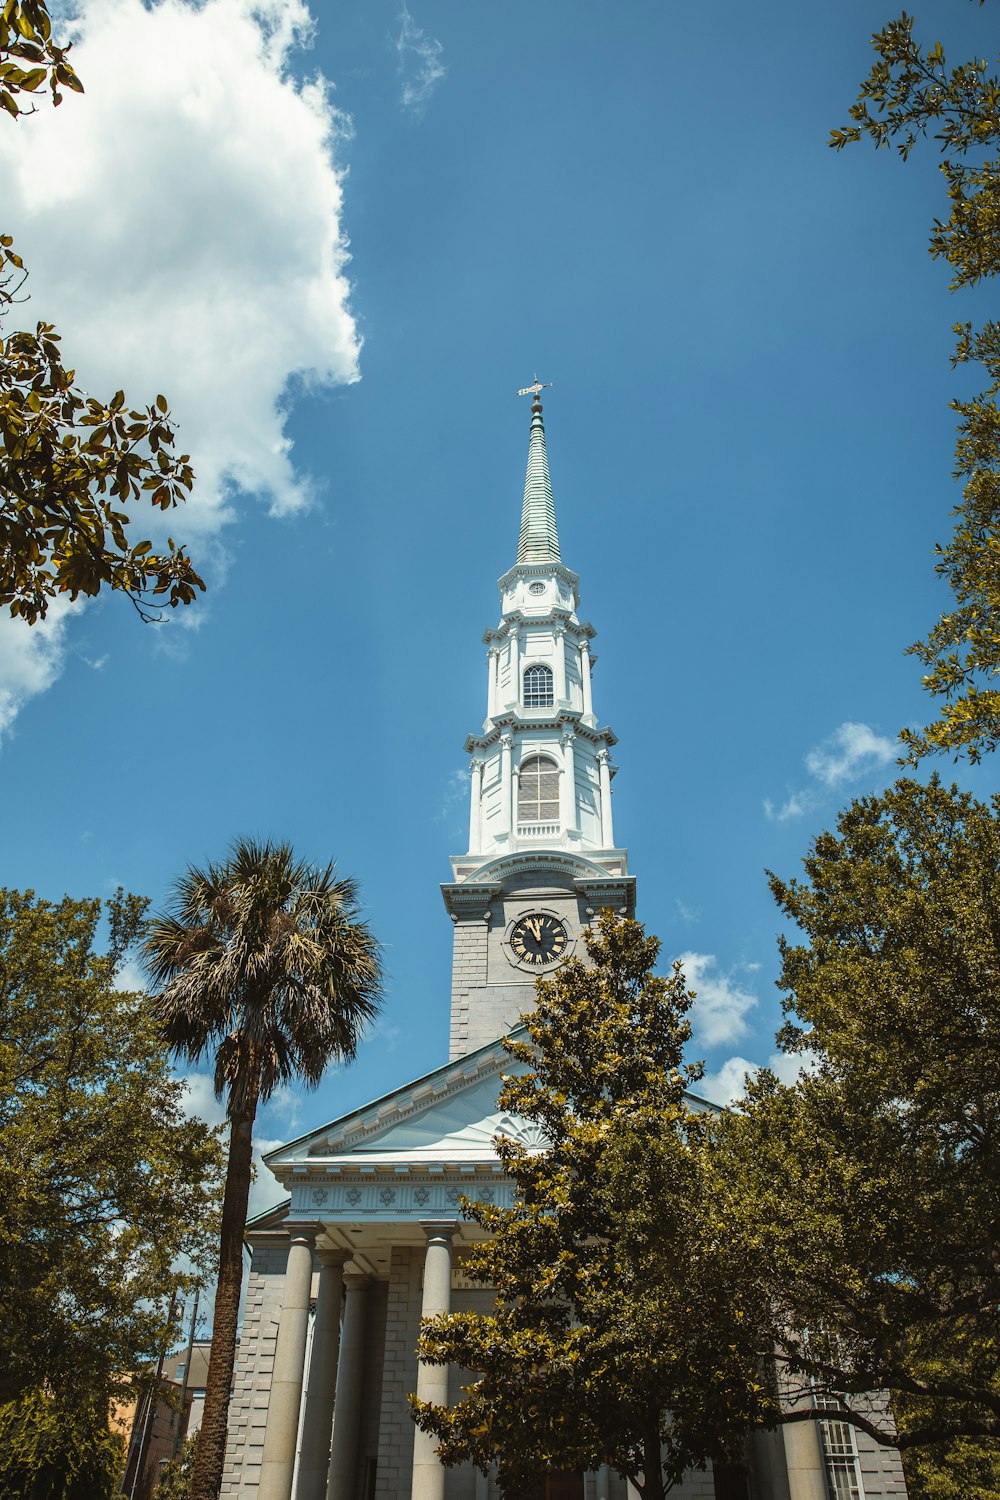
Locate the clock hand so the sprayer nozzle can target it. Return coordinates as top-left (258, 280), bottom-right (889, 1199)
top-left (531, 918), bottom-right (543, 941)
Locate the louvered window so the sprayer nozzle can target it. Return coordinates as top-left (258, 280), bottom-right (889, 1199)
top-left (523, 664), bottom-right (554, 708)
top-left (518, 756), bottom-right (560, 822)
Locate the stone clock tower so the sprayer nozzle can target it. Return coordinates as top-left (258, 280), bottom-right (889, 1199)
top-left (442, 385), bottom-right (635, 1059)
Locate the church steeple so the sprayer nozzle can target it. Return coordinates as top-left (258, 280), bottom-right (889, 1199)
top-left (517, 394), bottom-right (561, 564)
top-left (441, 388), bottom-right (635, 1060)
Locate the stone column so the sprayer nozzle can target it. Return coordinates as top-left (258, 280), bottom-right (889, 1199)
top-left (411, 1223), bottom-right (456, 1500)
top-left (326, 1275), bottom-right (369, 1500)
top-left (553, 623), bottom-right (567, 704)
top-left (296, 1249), bottom-right (348, 1500)
top-left (500, 734), bottom-right (513, 838)
top-left (597, 750), bottom-right (614, 848)
top-left (560, 731), bottom-right (576, 835)
top-left (468, 760), bottom-right (482, 855)
top-left (579, 641), bottom-right (594, 719)
top-left (782, 1416), bottom-right (827, 1500)
top-left (258, 1226), bottom-right (318, 1500)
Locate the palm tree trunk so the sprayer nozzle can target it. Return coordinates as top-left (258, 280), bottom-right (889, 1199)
top-left (189, 1101), bottom-right (258, 1500)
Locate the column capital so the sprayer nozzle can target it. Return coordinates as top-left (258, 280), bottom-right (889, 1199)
top-left (316, 1246), bottom-right (350, 1269)
top-left (561, 728), bottom-right (575, 747)
top-left (500, 732), bottom-right (513, 750)
top-left (343, 1270), bottom-right (372, 1290)
top-left (596, 747), bottom-right (611, 766)
top-left (286, 1222), bottom-right (321, 1246)
top-left (419, 1219), bottom-right (458, 1242)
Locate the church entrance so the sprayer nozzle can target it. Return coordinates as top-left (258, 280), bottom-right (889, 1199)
top-left (544, 1474), bottom-right (585, 1500)
top-left (548, 1476), bottom-right (587, 1500)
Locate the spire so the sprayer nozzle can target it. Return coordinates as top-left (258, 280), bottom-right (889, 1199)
top-left (516, 380), bottom-right (560, 564)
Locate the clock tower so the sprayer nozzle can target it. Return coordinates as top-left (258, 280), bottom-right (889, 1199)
top-left (442, 386), bottom-right (635, 1058)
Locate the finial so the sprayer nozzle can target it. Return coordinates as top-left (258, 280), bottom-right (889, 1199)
top-left (516, 374), bottom-right (553, 414)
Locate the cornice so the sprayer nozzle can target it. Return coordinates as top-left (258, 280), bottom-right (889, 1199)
top-left (497, 560), bottom-right (579, 592)
top-left (482, 614), bottom-right (594, 645)
top-left (465, 712), bottom-right (618, 754)
top-left (448, 848), bottom-right (631, 888)
top-left (312, 1048), bottom-right (509, 1156)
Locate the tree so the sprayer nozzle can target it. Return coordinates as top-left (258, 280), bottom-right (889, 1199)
top-left (411, 914), bottom-right (776, 1500)
top-left (0, 0), bottom-right (83, 119)
top-left (142, 840), bottom-right (384, 1500)
top-left (715, 778), bottom-right (1000, 1450)
top-left (831, 12), bottom-right (1000, 761)
top-left (0, 1390), bottom-right (124, 1500)
top-left (1, 0), bottom-right (204, 624)
top-left (152, 1434), bottom-right (198, 1500)
top-left (0, 887), bottom-right (223, 1407)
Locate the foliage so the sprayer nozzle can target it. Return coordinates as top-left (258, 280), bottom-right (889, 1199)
top-left (716, 779), bottom-right (1000, 1449)
top-left (0, 1390), bottom-right (124, 1500)
top-left (0, 0), bottom-right (83, 119)
top-left (1, 0), bottom-right (203, 624)
top-left (0, 310), bottom-right (205, 622)
top-left (0, 888), bottom-right (223, 1407)
top-left (143, 839), bottom-right (384, 1500)
top-left (411, 914), bottom-right (776, 1500)
top-left (151, 1434), bottom-right (198, 1500)
top-left (831, 12), bottom-right (1000, 761)
top-left (899, 1426), bottom-right (1000, 1500)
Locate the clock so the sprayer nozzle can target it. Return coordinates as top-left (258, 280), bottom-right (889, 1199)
top-left (509, 912), bottom-right (568, 967)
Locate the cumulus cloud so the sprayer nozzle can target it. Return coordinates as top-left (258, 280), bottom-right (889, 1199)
top-left (677, 951), bottom-right (758, 1047)
top-left (765, 720), bottom-right (896, 822)
top-left (0, 600), bottom-right (79, 747)
top-left (395, 3), bottom-right (445, 110)
top-left (0, 0), bottom-right (360, 737)
top-left (698, 1048), bottom-right (812, 1107)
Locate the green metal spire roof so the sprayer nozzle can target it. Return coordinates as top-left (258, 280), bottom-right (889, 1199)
top-left (517, 397), bottom-right (561, 564)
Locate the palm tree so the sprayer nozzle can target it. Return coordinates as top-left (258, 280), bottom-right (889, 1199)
top-left (142, 838), bottom-right (383, 1500)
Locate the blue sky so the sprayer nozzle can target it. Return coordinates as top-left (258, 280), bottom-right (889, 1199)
top-left (1, 0), bottom-right (995, 1207)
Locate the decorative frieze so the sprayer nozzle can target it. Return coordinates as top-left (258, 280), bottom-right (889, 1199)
top-left (289, 1176), bottom-right (515, 1220)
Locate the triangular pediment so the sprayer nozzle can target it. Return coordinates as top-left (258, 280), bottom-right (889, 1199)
top-left (263, 1034), bottom-right (539, 1180)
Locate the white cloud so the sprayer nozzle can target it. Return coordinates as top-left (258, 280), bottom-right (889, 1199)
top-left (805, 721), bottom-right (895, 787)
top-left (178, 1074), bottom-right (287, 1217)
top-left (113, 955), bottom-right (147, 993)
top-left (0, 600), bottom-right (79, 746)
top-left (250, 1137), bottom-right (289, 1218)
top-left (765, 720), bottom-right (896, 822)
top-left (674, 897), bottom-right (701, 925)
top-left (395, 3), bottom-right (445, 110)
top-left (436, 767), bottom-right (469, 823)
top-left (698, 1048), bottom-right (813, 1107)
top-left (0, 0), bottom-right (361, 738)
top-left (677, 951), bottom-right (758, 1048)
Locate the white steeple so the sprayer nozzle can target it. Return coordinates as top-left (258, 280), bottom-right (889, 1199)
top-left (442, 389), bottom-right (634, 1057)
top-left (455, 389), bottom-right (623, 867)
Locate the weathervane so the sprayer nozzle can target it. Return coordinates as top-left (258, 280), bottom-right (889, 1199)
top-left (516, 375), bottom-right (553, 401)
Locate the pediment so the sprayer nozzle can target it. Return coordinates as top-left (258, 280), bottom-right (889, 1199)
top-left (263, 1036), bottom-right (539, 1180)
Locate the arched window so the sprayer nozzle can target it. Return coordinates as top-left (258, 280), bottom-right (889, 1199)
top-left (523, 664), bottom-right (554, 708)
top-left (518, 755), bottom-right (560, 823)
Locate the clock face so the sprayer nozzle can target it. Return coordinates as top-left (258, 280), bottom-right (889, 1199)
top-left (510, 913), bottom-right (568, 967)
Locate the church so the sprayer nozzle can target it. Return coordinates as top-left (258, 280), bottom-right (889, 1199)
top-left (219, 390), bottom-right (910, 1500)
